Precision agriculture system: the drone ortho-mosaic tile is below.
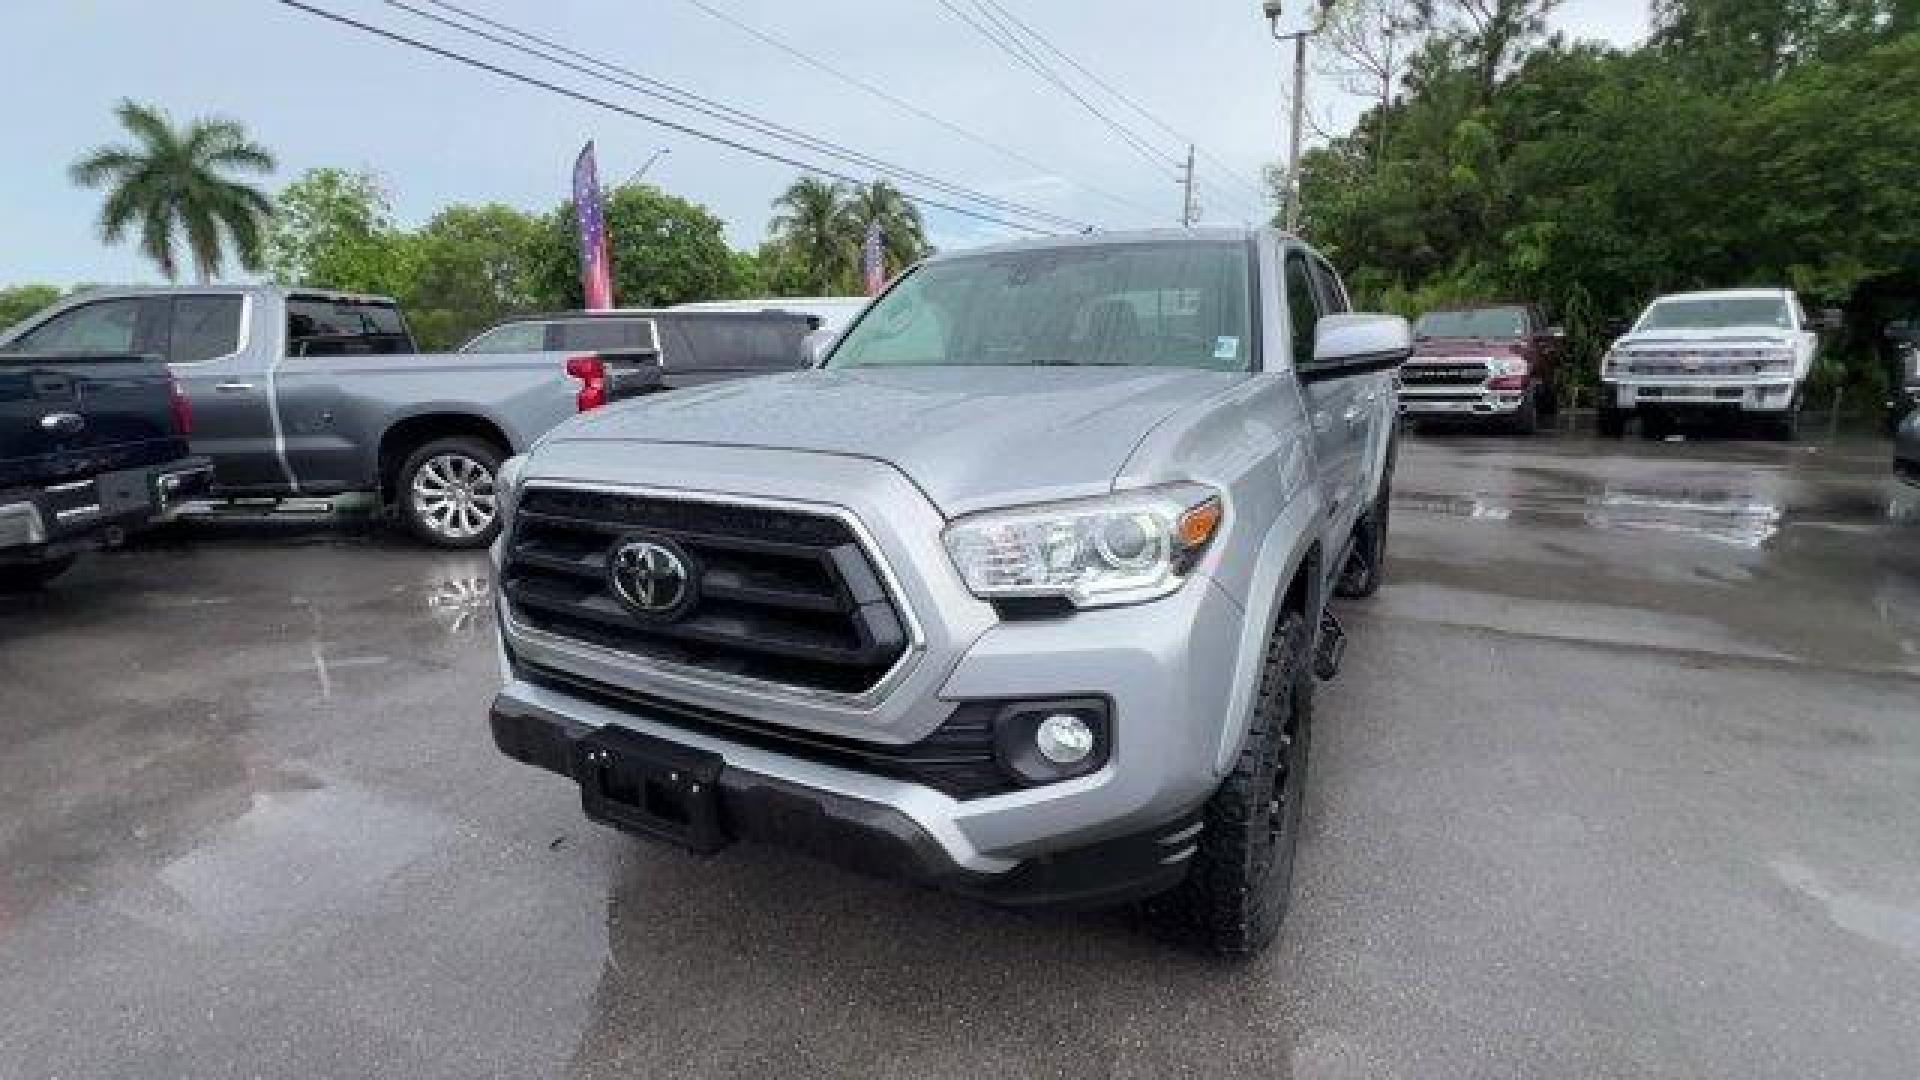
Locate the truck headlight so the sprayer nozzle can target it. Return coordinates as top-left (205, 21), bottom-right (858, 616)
top-left (1601, 351), bottom-right (1623, 378)
top-left (1759, 349), bottom-right (1794, 374)
top-left (943, 484), bottom-right (1222, 609)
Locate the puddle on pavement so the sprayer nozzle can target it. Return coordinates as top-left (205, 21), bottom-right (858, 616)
top-left (1773, 859), bottom-right (1920, 962)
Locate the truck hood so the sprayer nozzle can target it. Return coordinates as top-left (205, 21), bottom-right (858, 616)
top-left (541, 365), bottom-right (1245, 516)
top-left (1615, 326), bottom-right (1794, 351)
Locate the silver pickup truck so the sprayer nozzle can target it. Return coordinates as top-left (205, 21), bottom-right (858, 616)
top-left (0, 288), bottom-right (815, 548)
top-left (486, 228), bottom-right (1407, 955)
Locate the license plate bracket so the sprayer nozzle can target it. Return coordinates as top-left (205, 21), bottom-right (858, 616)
top-left (574, 726), bottom-right (728, 856)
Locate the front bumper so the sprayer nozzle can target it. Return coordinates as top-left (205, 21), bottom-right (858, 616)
top-left (1604, 379), bottom-right (1797, 413)
top-left (1399, 387), bottom-right (1527, 418)
top-left (490, 689), bottom-right (1203, 909)
top-left (0, 456), bottom-right (211, 561)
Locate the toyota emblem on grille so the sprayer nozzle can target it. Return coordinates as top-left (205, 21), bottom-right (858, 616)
top-left (608, 536), bottom-right (696, 619)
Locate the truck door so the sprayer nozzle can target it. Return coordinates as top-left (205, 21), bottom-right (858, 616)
top-left (1283, 249), bottom-right (1365, 560)
top-left (164, 293), bottom-right (286, 493)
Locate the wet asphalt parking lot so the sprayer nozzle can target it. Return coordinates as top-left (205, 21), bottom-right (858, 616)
top-left (3, 433), bottom-right (1918, 1079)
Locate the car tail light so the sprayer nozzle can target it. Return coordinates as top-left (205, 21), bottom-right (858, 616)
top-left (168, 374), bottom-right (193, 436)
top-left (567, 354), bottom-right (607, 411)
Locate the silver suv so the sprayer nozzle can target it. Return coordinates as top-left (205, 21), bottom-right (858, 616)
top-left (488, 229), bottom-right (1406, 955)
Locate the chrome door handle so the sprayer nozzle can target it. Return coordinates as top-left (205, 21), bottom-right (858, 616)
top-left (214, 381), bottom-right (255, 393)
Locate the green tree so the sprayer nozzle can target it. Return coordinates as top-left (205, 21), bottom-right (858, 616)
top-left (527, 184), bottom-right (738, 308)
top-left (767, 177), bottom-right (851, 295)
top-left (0, 285), bottom-right (64, 331)
top-left (69, 99), bottom-right (275, 282)
top-left (401, 203), bottom-right (543, 348)
top-left (840, 180), bottom-right (929, 283)
top-left (264, 167), bottom-right (415, 296)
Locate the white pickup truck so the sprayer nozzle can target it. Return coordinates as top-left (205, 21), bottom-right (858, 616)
top-left (1598, 288), bottom-right (1820, 440)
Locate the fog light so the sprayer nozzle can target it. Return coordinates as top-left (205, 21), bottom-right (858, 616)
top-left (1035, 713), bottom-right (1094, 764)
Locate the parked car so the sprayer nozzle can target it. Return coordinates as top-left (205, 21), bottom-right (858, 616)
top-left (671, 297), bottom-right (868, 365)
top-left (1398, 303), bottom-right (1562, 433)
top-left (1, 349), bottom-right (210, 589)
top-left (1599, 288), bottom-right (1820, 440)
top-left (463, 307), bottom-right (819, 399)
top-left (486, 228), bottom-right (1406, 955)
top-left (0, 288), bottom-right (797, 549)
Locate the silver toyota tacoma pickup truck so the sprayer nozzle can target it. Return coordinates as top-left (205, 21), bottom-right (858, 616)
top-left (487, 229), bottom-right (1407, 955)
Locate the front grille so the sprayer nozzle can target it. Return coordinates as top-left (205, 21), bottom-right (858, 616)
top-left (523, 662), bottom-right (1015, 799)
top-left (1620, 353), bottom-right (1773, 377)
top-left (504, 487), bottom-right (909, 696)
top-left (1400, 363), bottom-right (1488, 387)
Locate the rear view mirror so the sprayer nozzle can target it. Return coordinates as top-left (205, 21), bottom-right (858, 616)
top-left (1304, 313), bottom-right (1411, 382)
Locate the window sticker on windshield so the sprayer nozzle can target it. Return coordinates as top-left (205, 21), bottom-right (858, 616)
top-left (1213, 336), bottom-right (1240, 360)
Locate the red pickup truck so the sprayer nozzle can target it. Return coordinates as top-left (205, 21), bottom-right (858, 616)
top-left (1397, 303), bottom-right (1562, 434)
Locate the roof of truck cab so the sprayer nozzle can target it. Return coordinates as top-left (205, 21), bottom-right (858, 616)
top-left (936, 226), bottom-right (1274, 261)
top-left (1650, 288), bottom-right (1792, 301)
top-left (60, 284), bottom-right (400, 305)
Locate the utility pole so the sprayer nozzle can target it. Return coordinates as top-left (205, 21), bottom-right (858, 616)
top-left (1179, 144), bottom-right (1197, 227)
top-left (1263, 1), bottom-right (1329, 233)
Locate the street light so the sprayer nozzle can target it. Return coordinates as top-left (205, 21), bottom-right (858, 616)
top-left (1263, 1), bottom-right (1330, 233)
top-left (625, 147), bottom-right (671, 187)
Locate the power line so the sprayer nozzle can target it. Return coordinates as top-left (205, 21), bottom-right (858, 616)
top-left (673, 0), bottom-right (1163, 224)
top-left (268, 0), bottom-right (1071, 235)
top-left (937, 0), bottom-right (1179, 175)
top-left (975, 0), bottom-right (1272, 209)
top-left (392, 0), bottom-right (1091, 232)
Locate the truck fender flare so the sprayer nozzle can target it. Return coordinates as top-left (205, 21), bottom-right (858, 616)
top-left (1209, 487), bottom-right (1324, 777)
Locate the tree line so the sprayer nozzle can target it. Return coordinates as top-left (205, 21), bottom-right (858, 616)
top-left (1297, 0), bottom-right (1920, 407)
top-left (2, 99), bottom-right (928, 349)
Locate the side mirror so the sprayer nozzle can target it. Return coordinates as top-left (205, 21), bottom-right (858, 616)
top-left (1303, 313), bottom-right (1411, 382)
top-left (1547, 325), bottom-right (1567, 339)
top-left (1809, 308), bottom-right (1843, 332)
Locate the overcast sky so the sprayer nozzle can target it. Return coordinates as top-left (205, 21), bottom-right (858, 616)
top-left (8, 0), bottom-right (1648, 287)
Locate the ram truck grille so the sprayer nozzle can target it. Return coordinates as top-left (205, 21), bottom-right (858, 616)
top-left (1398, 361), bottom-right (1490, 389)
top-left (503, 488), bottom-right (909, 696)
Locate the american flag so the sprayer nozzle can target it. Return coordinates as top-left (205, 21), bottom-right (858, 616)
top-left (572, 141), bottom-right (614, 310)
top-left (860, 219), bottom-right (886, 297)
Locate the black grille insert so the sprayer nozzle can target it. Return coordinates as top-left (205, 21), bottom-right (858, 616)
top-left (505, 488), bottom-right (909, 695)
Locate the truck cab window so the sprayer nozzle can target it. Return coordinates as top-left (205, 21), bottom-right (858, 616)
top-left (16, 298), bottom-right (145, 353)
top-left (462, 322), bottom-right (547, 354)
top-left (287, 298), bottom-right (412, 357)
top-left (169, 295), bottom-right (244, 364)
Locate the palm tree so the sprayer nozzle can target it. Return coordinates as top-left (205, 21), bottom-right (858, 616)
top-left (768, 176), bottom-right (850, 295)
top-left (841, 180), bottom-right (929, 280)
top-left (70, 99), bottom-right (276, 282)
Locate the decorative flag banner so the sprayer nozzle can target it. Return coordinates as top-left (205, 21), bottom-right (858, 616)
top-left (572, 141), bottom-right (614, 310)
top-left (861, 219), bottom-right (886, 297)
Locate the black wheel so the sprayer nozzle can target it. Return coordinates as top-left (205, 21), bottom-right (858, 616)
top-left (1509, 389), bottom-right (1541, 436)
top-left (1760, 398), bottom-right (1801, 442)
top-left (397, 437), bottom-right (505, 549)
top-left (1336, 444), bottom-right (1394, 599)
top-left (1597, 406), bottom-right (1628, 439)
top-left (1141, 606), bottom-right (1313, 957)
top-left (0, 556), bottom-right (77, 592)
top-left (1640, 410), bottom-right (1673, 440)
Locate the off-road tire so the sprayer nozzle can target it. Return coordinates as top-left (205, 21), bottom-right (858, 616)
top-left (1509, 388), bottom-right (1541, 436)
top-left (0, 556), bottom-right (77, 592)
top-left (1640, 410), bottom-right (1674, 441)
top-left (396, 437), bottom-right (505, 549)
top-left (1597, 406), bottom-right (1628, 439)
top-left (1140, 607), bottom-right (1313, 958)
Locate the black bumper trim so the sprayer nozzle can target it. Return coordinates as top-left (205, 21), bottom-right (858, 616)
top-left (489, 693), bottom-right (1197, 910)
top-left (1, 455), bottom-right (211, 560)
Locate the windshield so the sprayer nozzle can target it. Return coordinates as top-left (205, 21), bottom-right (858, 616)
top-left (827, 241), bottom-right (1252, 371)
top-left (1638, 296), bottom-right (1791, 331)
top-left (1414, 307), bottom-right (1527, 339)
